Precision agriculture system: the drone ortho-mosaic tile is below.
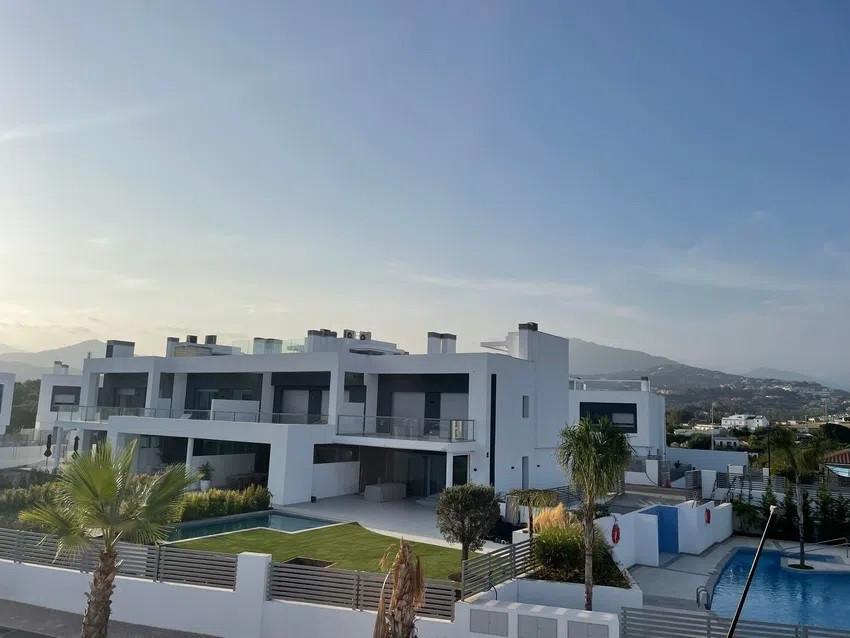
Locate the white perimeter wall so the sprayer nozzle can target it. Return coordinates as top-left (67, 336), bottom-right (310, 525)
top-left (596, 513), bottom-right (659, 569)
top-left (676, 501), bottom-right (732, 554)
top-left (2, 554), bottom-right (573, 638)
top-left (0, 446), bottom-right (46, 470)
top-left (311, 461), bottom-right (360, 499)
top-left (665, 447), bottom-right (749, 472)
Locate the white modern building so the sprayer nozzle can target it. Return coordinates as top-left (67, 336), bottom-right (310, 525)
top-left (35, 361), bottom-right (83, 430)
top-left (50, 323), bottom-right (666, 505)
top-left (0, 372), bottom-right (14, 435)
top-left (720, 414), bottom-right (769, 431)
top-left (567, 377), bottom-right (666, 458)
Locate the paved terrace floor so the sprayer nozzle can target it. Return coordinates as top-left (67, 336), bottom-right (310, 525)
top-left (0, 600), bottom-right (213, 638)
top-left (630, 535), bottom-right (849, 610)
top-left (282, 494), bottom-right (503, 551)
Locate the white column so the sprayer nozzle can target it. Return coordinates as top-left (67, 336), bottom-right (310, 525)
top-left (327, 365), bottom-right (346, 425)
top-left (172, 373), bottom-right (188, 416)
top-left (79, 373), bottom-right (100, 408)
top-left (260, 373), bottom-right (274, 421)
top-left (144, 365), bottom-right (161, 410)
top-left (445, 452), bottom-right (454, 489)
top-left (185, 437), bottom-right (195, 471)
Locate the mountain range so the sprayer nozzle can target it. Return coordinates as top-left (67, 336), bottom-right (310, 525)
top-left (0, 340), bottom-right (104, 379)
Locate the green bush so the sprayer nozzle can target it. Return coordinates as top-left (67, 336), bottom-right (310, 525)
top-left (532, 524), bottom-right (629, 588)
top-left (0, 483), bottom-right (56, 515)
top-left (179, 484), bottom-right (272, 522)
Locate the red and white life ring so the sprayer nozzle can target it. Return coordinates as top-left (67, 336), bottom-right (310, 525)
top-left (705, 508), bottom-right (712, 525)
top-left (611, 523), bottom-right (621, 545)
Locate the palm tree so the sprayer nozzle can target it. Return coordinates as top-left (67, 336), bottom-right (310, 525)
top-left (20, 440), bottom-right (194, 638)
top-left (373, 538), bottom-right (425, 638)
top-left (556, 417), bottom-right (631, 611)
top-left (773, 428), bottom-right (823, 568)
top-left (506, 488), bottom-right (558, 540)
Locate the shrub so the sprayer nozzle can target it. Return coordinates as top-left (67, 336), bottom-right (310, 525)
top-left (0, 483), bottom-right (56, 515)
top-left (534, 503), bottom-right (574, 533)
top-left (532, 524), bottom-right (629, 588)
top-left (178, 484), bottom-right (272, 522)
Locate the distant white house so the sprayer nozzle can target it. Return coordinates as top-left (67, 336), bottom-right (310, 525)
top-left (35, 361), bottom-right (83, 431)
top-left (0, 372), bottom-right (14, 435)
top-left (721, 414), bottom-right (769, 431)
top-left (714, 436), bottom-right (743, 449)
top-left (693, 423), bottom-right (723, 435)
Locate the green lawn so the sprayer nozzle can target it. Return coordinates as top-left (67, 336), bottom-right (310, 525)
top-left (174, 522), bottom-right (464, 581)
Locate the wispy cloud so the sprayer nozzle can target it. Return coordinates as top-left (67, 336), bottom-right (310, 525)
top-left (386, 263), bottom-right (595, 298)
top-left (0, 104), bottom-right (168, 144)
top-left (386, 263), bottom-right (647, 320)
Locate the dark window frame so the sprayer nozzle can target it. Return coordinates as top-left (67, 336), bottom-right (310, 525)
top-left (579, 401), bottom-right (638, 433)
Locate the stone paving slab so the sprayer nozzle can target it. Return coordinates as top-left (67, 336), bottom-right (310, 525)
top-left (0, 600), bottom-right (215, 638)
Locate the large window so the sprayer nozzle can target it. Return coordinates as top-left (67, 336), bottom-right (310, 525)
top-left (579, 402), bottom-right (637, 433)
top-left (313, 444), bottom-right (360, 464)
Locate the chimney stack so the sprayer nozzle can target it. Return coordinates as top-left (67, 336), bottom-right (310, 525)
top-left (440, 333), bottom-right (457, 354)
top-left (427, 332), bottom-right (442, 354)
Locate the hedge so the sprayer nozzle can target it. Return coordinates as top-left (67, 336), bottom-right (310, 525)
top-left (179, 484), bottom-right (272, 522)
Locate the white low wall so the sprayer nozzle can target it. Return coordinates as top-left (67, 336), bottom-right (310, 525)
top-left (624, 471), bottom-right (654, 487)
top-left (596, 513), bottom-right (659, 569)
top-left (465, 586), bottom-right (620, 637)
top-left (676, 501), bottom-right (733, 555)
top-left (0, 446), bottom-right (45, 470)
top-left (666, 447), bottom-right (748, 473)
top-left (311, 461), bottom-right (360, 499)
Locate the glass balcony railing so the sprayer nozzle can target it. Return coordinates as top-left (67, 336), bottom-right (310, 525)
top-left (55, 405), bottom-right (329, 425)
top-left (336, 415), bottom-right (474, 442)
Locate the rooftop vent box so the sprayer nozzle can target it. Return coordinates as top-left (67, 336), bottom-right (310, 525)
top-left (359, 331), bottom-right (371, 341)
top-left (205, 335), bottom-right (217, 345)
top-left (106, 340), bottom-right (135, 358)
top-left (343, 329), bottom-right (356, 339)
top-left (186, 335), bottom-right (198, 344)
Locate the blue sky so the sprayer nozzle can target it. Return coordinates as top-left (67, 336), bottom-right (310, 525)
top-left (0, 2), bottom-right (848, 377)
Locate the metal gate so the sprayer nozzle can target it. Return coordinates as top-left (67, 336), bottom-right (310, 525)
top-left (621, 607), bottom-right (850, 638)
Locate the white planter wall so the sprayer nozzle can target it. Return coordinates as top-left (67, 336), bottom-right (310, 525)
top-left (311, 461), bottom-right (361, 499)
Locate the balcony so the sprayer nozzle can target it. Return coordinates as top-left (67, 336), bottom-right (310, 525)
top-left (55, 406), bottom-right (329, 425)
top-left (336, 415), bottom-right (474, 442)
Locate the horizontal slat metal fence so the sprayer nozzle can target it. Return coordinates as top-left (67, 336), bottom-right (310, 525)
top-left (0, 527), bottom-right (236, 589)
top-left (622, 607), bottom-right (850, 638)
top-left (460, 538), bottom-right (536, 600)
top-left (267, 561), bottom-right (456, 620)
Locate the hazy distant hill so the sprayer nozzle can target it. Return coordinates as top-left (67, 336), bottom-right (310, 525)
top-left (0, 340), bottom-right (105, 379)
top-left (568, 338), bottom-right (677, 376)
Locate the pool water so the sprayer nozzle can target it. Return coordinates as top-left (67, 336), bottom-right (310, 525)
top-left (170, 511), bottom-right (333, 541)
top-left (711, 549), bottom-right (850, 630)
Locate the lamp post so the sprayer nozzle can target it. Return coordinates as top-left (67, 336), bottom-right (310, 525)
top-left (725, 505), bottom-right (778, 638)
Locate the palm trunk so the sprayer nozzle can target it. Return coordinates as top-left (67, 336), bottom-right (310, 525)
top-left (796, 479), bottom-right (805, 567)
top-left (81, 546), bottom-right (118, 638)
top-left (528, 507), bottom-right (534, 540)
top-left (583, 509), bottom-right (594, 611)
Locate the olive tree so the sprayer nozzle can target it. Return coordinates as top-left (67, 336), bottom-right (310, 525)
top-left (436, 484), bottom-right (500, 566)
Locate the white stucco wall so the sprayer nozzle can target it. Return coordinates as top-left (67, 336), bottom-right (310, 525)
top-left (676, 501), bottom-right (732, 555)
top-left (569, 389), bottom-right (666, 457)
top-left (191, 453), bottom-right (257, 488)
top-left (311, 461), bottom-right (361, 499)
top-left (596, 513), bottom-right (659, 569)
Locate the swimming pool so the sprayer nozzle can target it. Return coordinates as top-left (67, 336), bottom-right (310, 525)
top-left (710, 548), bottom-right (850, 630)
top-left (170, 511), bottom-right (335, 541)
